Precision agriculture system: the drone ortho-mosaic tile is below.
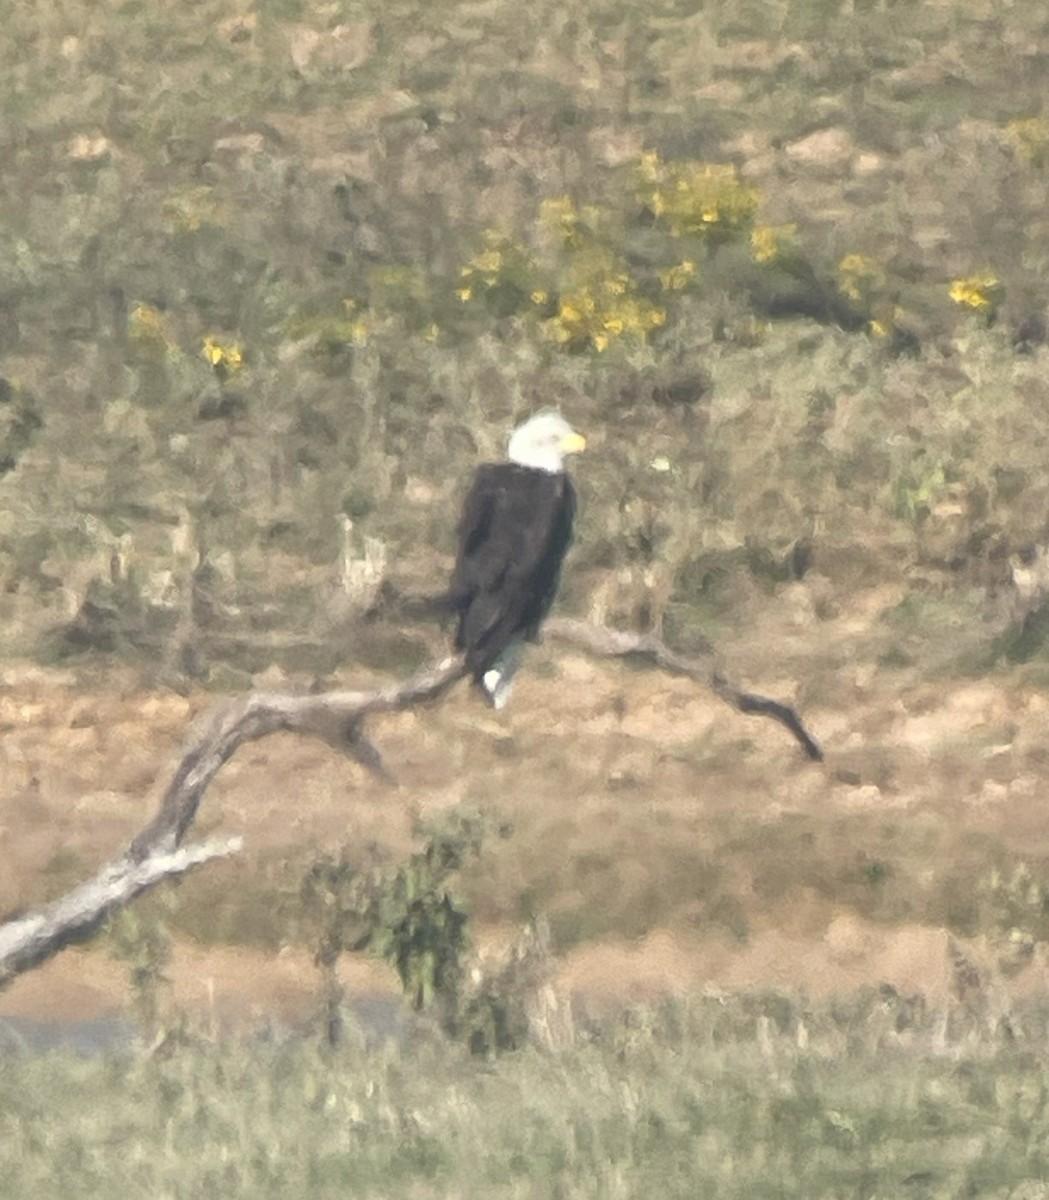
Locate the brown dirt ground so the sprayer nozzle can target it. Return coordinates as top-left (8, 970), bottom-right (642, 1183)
top-left (4, 579), bottom-right (1049, 1031)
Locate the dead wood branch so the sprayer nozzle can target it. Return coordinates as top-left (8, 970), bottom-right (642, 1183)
top-left (0, 617), bottom-right (820, 989)
top-left (0, 837), bottom-right (241, 990)
top-left (0, 656), bottom-right (466, 990)
top-left (129, 655), bottom-right (469, 860)
top-left (545, 619), bottom-right (823, 761)
top-left (367, 584), bottom-right (822, 758)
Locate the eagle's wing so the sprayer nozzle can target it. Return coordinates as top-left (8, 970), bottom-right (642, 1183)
top-left (450, 465), bottom-right (575, 666)
top-left (449, 463), bottom-right (506, 600)
top-left (527, 474), bottom-right (575, 630)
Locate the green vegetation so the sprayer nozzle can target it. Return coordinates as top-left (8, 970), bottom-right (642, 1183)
top-left (4, 994), bottom-right (1049, 1198)
top-left (293, 812), bottom-right (541, 1055)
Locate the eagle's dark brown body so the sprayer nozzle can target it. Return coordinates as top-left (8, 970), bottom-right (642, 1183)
top-left (449, 461), bottom-right (576, 685)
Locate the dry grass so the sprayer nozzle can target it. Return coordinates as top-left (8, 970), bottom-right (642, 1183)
top-left (5, 583), bottom-right (1049, 1027)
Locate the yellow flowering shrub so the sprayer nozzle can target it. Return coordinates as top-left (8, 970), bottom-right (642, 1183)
top-left (544, 245), bottom-right (665, 352)
top-left (750, 224), bottom-right (797, 265)
top-left (547, 284), bottom-right (665, 352)
top-left (202, 336), bottom-right (244, 376)
top-left (658, 260), bottom-right (697, 292)
top-left (455, 194), bottom-right (669, 351)
top-left (636, 152), bottom-right (759, 241)
top-left (949, 273), bottom-right (1002, 314)
top-left (456, 230), bottom-right (541, 317)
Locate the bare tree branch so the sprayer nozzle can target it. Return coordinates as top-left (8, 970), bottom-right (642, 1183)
top-left (128, 655), bottom-right (467, 861)
top-left (0, 837), bottom-right (241, 990)
top-left (545, 618), bottom-right (823, 761)
top-left (366, 584), bottom-right (823, 758)
top-left (0, 656), bottom-right (467, 989)
top-left (0, 617), bottom-right (821, 989)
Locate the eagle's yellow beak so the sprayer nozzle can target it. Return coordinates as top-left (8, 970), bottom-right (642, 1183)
top-left (560, 431), bottom-right (587, 454)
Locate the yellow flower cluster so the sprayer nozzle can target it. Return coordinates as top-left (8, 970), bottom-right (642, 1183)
top-left (750, 224), bottom-right (796, 265)
top-left (658, 260), bottom-right (696, 291)
top-left (457, 230), bottom-right (537, 304)
top-left (949, 274), bottom-right (1001, 311)
top-left (637, 152), bottom-right (759, 239)
top-left (127, 302), bottom-right (174, 357)
top-left (1006, 117), bottom-right (1049, 165)
top-left (547, 276), bottom-right (665, 353)
top-left (202, 336), bottom-right (244, 373)
top-left (456, 198), bottom-right (669, 352)
top-left (837, 253), bottom-right (886, 303)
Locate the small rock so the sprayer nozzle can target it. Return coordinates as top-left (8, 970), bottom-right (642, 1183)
top-left (785, 128), bottom-right (854, 171)
top-left (68, 134), bottom-right (112, 163)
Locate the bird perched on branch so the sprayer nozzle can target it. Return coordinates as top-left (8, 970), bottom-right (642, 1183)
top-left (449, 411), bottom-right (586, 708)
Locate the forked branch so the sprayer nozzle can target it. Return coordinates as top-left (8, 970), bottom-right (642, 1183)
top-left (0, 621), bottom-right (819, 989)
top-left (129, 655), bottom-right (468, 859)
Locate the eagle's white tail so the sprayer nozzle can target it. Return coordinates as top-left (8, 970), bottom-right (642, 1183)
top-left (481, 641), bottom-right (524, 710)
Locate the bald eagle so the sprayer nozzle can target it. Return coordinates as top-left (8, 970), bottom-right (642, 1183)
top-left (449, 411), bottom-right (586, 708)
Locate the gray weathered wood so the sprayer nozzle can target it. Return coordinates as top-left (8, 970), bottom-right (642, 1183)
top-left (0, 623), bottom-right (821, 990)
top-left (545, 618), bottom-right (823, 761)
top-left (0, 838), bottom-right (241, 989)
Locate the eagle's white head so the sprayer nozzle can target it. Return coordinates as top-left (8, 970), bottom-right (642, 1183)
top-left (507, 411), bottom-right (587, 474)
